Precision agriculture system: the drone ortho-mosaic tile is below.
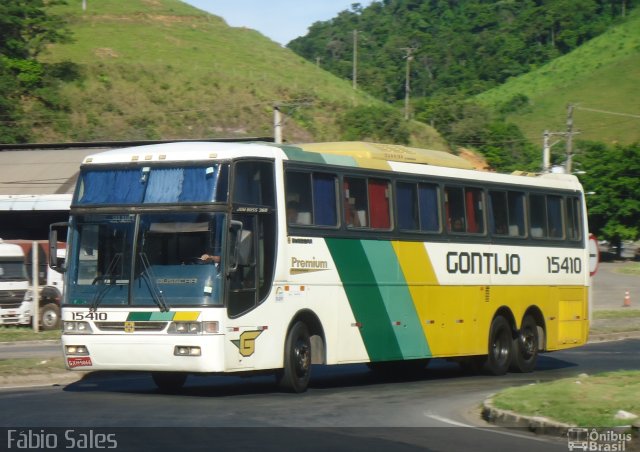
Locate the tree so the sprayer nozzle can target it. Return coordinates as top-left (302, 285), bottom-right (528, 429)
top-left (575, 142), bottom-right (640, 248)
top-left (0, 0), bottom-right (73, 143)
top-left (340, 105), bottom-right (410, 144)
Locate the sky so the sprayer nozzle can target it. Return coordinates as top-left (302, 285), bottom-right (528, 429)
top-left (183, 1), bottom-right (373, 46)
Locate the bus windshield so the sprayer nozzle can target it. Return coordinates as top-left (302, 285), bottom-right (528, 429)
top-left (0, 258), bottom-right (27, 281)
top-left (74, 164), bottom-right (229, 205)
top-left (67, 212), bottom-right (225, 308)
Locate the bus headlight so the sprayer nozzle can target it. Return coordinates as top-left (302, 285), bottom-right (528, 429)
top-left (63, 321), bottom-right (93, 334)
top-left (174, 346), bottom-right (201, 356)
top-left (66, 345), bottom-right (89, 355)
top-left (168, 321), bottom-right (219, 334)
top-left (168, 322), bottom-right (201, 334)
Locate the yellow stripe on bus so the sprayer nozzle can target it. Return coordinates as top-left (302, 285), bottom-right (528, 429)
top-left (173, 311), bottom-right (201, 321)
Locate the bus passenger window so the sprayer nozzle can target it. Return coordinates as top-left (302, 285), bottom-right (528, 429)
top-left (507, 192), bottom-right (526, 236)
top-left (396, 182), bottom-right (419, 230)
top-left (285, 171), bottom-right (312, 225)
top-left (368, 178), bottom-right (391, 229)
top-left (489, 191), bottom-right (509, 235)
top-left (529, 194), bottom-right (547, 238)
top-left (489, 190), bottom-right (525, 237)
top-left (566, 197), bottom-right (581, 241)
top-left (547, 195), bottom-right (564, 239)
top-left (445, 187), bottom-right (466, 233)
top-left (284, 170), bottom-right (337, 227)
top-left (312, 173), bottom-right (338, 226)
top-left (344, 177), bottom-right (368, 228)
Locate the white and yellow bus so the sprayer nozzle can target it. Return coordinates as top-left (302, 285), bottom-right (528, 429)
top-left (50, 141), bottom-right (592, 392)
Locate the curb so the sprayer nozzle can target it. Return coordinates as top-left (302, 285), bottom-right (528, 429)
top-left (0, 371), bottom-right (87, 390)
top-left (481, 395), bottom-right (574, 436)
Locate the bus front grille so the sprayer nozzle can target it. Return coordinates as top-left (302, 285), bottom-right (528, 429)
top-left (95, 322), bottom-right (168, 332)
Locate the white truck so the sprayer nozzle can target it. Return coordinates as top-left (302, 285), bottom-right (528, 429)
top-left (0, 239), bottom-right (64, 330)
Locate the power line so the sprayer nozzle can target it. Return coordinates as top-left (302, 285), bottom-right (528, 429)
top-left (574, 106), bottom-right (640, 119)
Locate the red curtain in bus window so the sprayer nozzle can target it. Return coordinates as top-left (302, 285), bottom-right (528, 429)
top-left (466, 189), bottom-right (478, 233)
top-left (368, 179), bottom-right (390, 229)
top-left (343, 180), bottom-right (355, 226)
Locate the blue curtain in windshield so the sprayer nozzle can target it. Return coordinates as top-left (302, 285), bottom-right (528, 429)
top-left (145, 168), bottom-right (184, 203)
top-left (179, 167), bottom-right (215, 202)
top-left (313, 174), bottom-right (337, 226)
top-left (77, 169), bottom-right (145, 204)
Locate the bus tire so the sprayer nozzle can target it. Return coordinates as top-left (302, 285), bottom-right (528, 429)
top-left (152, 372), bottom-right (187, 393)
top-left (40, 303), bottom-right (61, 331)
top-left (277, 321), bottom-right (311, 393)
top-left (510, 315), bottom-right (539, 373)
top-left (485, 315), bottom-right (512, 376)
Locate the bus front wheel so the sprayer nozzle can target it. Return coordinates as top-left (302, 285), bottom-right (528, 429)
top-left (485, 316), bottom-right (512, 376)
top-left (277, 321), bottom-right (311, 393)
top-left (510, 315), bottom-right (539, 373)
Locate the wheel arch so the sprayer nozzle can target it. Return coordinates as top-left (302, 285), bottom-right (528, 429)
top-left (522, 305), bottom-right (547, 351)
top-left (286, 309), bottom-right (326, 365)
top-left (492, 306), bottom-right (517, 336)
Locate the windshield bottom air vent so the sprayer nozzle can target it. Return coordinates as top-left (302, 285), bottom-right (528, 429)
top-left (95, 322), bottom-right (168, 332)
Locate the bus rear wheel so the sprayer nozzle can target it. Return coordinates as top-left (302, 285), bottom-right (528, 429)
top-left (152, 372), bottom-right (187, 393)
top-left (277, 321), bottom-right (311, 393)
top-left (510, 315), bottom-right (539, 373)
top-left (485, 315), bottom-right (512, 376)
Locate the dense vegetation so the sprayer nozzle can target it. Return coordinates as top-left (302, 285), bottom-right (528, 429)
top-left (289, 0), bottom-right (634, 101)
top-left (575, 142), bottom-right (640, 247)
top-left (0, 0), bottom-right (76, 143)
top-left (0, 0), bottom-right (446, 149)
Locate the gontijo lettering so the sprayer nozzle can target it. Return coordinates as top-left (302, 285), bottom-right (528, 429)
top-left (446, 251), bottom-right (521, 274)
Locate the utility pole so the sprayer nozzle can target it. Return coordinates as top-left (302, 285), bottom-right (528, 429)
top-left (273, 106), bottom-right (283, 144)
top-left (543, 130), bottom-right (551, 173)
top-left (401, 47), bottom-right (415, 120)
top-left (565, 103), bottom-right (575, 173)
top-left (352, 30), bottom-right (358, 90)
top-left (542, 130), bottom-right (565, 173)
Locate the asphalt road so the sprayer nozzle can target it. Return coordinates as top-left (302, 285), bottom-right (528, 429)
top-left (1, 339), bottom-right (639, 452)
top-left (592, 262), bottom-right (640, 310)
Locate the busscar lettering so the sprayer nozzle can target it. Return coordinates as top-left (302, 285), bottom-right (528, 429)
top-left (446, 252), bottom-right (521, 275)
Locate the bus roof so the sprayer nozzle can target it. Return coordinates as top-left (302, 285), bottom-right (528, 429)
top-left (79, 141), bottom-right (581, 191)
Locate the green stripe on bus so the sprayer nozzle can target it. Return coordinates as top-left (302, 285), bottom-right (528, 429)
top-left (325, 238), bottom-right (403, 361)
top-left (149, 312), bottom-right (174, 321)
top-left (281, 145), bottom-right (326, 164)
top-left (127, 312), bottom-right (152, 321)
top-left (361, 241), bottom-right (431, 359)
top-left (321, 154), bottom-right (358, 167)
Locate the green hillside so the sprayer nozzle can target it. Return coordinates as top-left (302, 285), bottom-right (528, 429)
top-left (31, 0), bottom-right (446, 149)
top-left (477, 9), bottom-right (640, 146)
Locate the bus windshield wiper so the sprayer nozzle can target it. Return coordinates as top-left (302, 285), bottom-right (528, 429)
top-left (138, 252), bottom-right (170, 312)
top-left (90, 253), bottom-right (122, 312)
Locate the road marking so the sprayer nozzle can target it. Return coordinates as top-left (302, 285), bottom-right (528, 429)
top-left (423, 413), bottom-right (558, 444)
top-left (424, 412), bottom-right (472, 427)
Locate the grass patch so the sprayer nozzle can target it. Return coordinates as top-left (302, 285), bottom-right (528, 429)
top-left (477, 9), bottom-right (640, 145)
top-left (593, 310), bottom-right (640, 320)
top-left (492, 371), bottom-right (640, 427)
top-left (0, 327), bottom-right (61, 343)
top-left (616, 263), bottom-right (640, 276)
top-left (0, 357), bottom-right (66, 376)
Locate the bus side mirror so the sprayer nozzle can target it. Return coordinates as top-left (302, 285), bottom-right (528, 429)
top-left (49, 222), bottom-right (68, 273)
top-left (228, 220), bottom-right (243, 272)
